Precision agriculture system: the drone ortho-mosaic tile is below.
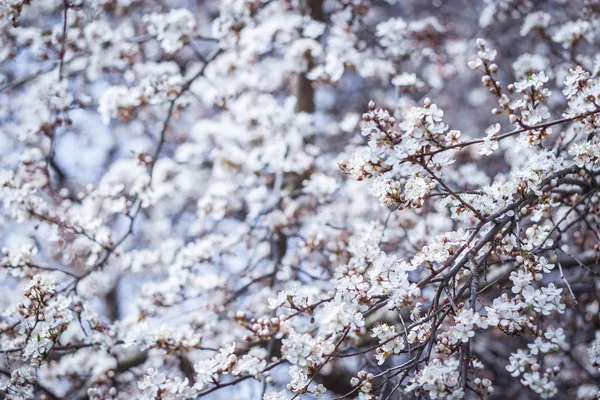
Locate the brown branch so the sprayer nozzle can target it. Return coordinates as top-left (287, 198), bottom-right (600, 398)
top-left (58, 0), bottom-right (69, 81)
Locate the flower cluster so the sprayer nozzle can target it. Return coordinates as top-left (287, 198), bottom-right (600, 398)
top-left (371, 323), bottom-right (405, 365)
top-left (143, 9), bottom-right (197, 53)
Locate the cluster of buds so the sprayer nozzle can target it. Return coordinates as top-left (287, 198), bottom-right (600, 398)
top-left (350, 370), bottom-right (376, 399)
top-left (236, 311), bottom-right (282, 341)
top-left (20, 276), bottom-right (56, 319)
top-left (360, 100), bottom-right (398, 157)
top-left (88, 386), bottom-right (119, 400)
top-left (469, 39), bottom-right (502, 98)
top-left (469, 38), bottom-right (554, 147)
top-left (473, 377), bottom-right (495, 396)
top-left (469, 39), bottom-right (521, 122)
top-left (434, 332), bottom-right (456, 355)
